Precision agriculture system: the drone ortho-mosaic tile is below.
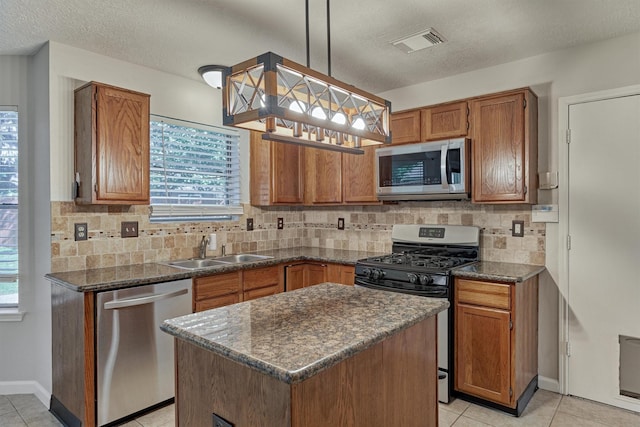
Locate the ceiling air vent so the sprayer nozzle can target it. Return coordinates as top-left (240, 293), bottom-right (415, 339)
top-left (391, 28), bottom-right (447, 54)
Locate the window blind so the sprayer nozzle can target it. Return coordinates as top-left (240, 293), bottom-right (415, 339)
top-left (0, 106), bottom-right (19, 307)
top-left (149, 115), bottom-right (242, 221)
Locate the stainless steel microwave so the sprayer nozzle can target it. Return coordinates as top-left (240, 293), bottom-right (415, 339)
top-left (375, 138), bottom-right (470, 200)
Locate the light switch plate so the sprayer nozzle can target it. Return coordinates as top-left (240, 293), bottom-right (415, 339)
top-left (338, 218), bottom-right (345, 230)
top-left (121, 221), bottom-right (138, 238)
top-left (512, 220), bottom-right (524, 237)
top-left (246, 218), bottom-right (254, 231)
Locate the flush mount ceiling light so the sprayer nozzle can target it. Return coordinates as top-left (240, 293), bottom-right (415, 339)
top-left (198, 65), bottom-right (227, 89)
top-left (220, 0), bottom-right (391, 155)
top-left (391, 28), bottom-right (446, 54)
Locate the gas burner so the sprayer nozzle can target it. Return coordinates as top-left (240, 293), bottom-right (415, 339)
top-left (409, 256), bottom-right (468, 269)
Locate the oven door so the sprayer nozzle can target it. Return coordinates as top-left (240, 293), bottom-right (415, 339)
top-left (375, 138), bottom-right (469, 200)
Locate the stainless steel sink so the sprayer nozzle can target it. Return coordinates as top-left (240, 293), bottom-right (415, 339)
top-left (163, 259), bottom-right (232, 270)
top-left (214, 254), bottom-right (274, 263)
top-left (162, 254), bottom-right (274, 270)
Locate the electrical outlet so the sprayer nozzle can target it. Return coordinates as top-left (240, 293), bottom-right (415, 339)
top-left (337, 218), bottom-right (345, 230)
top-left (212, 413), bottom-right (234, 427)
top-left (277, 217), bottom-right (284, 229)
top-left (121, 221), bottom-right (139, 238)
top-left (74, 223), bottom-right (88, 241)
top-left (512, 220), bottom-right (524, 237)
top-left (246, 217), bottom-right (254, 231)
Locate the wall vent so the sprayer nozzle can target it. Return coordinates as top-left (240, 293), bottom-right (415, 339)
top-left (391, 28), bottom-right (447, 54)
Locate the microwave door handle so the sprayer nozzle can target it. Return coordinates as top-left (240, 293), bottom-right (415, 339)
top-left (440, 145), bottom-right (449, 190)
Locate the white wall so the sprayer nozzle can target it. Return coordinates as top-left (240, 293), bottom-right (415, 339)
top-left (0, 49), bottom-right (51, 404)
top-left (380, 31), bottom-right (640, 388)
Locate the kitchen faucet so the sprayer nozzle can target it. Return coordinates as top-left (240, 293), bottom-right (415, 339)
top-left (198, 236), bottom-right (209, 259)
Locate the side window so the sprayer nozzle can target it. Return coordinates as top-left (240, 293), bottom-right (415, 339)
top-left (0, 107), bottom-right (18, 307)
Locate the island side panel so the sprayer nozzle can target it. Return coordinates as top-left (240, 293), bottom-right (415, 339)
top-left (382, 316), bottom-right (438, 427)
top-left (290, 344), bottom-right (384, 426)
top-left (290, 316), bottom-right (438, 427)
top-left (175, 339), bottom-right (291, 426)
top-left (51, 284), bottom-right (96, 427)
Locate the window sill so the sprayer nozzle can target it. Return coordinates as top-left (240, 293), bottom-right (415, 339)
top-left (0, 308), bottom-right (25, 322)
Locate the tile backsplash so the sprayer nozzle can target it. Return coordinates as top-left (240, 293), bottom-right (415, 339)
top-left (50, 201), bottom-right (545, 272)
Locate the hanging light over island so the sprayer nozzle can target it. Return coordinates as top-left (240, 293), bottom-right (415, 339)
top-left (220, 52), bottom-right (391, 154)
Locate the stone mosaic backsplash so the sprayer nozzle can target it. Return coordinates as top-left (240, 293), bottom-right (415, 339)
top-left (50, 201), bottom-right (545, 272)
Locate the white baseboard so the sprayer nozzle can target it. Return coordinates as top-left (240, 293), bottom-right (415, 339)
top-left (0, 381), bottom-right (51, 408)
top-left (538, 375), bottom-right (561, 393)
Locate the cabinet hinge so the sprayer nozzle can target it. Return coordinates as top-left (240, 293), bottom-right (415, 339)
top-left (566, 129), bottom-right (571, 144)
top-left (94, 184), bottom-right (98, 193)
top-left (567, 235), bottom-right (572, 250)
top-left (509, 319), bottom-right (513, 330)
top-left (509, 387), bottom-right (513, 397)
top-left (466, 121), bottom-right (470, 130)
top-left (523, 185), bottom-right (528, 195)
top-left (523, 99), bottom-right (527, 108)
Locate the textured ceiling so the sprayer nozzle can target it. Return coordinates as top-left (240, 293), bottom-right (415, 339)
top-left (2, 0), bottom-right (640, 93)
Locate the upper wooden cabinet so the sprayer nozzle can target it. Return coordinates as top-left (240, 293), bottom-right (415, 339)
top-left (305, 148), bottom-right (343, 204)
top-left (250, 131), bottom-right (380, 206)
top-left (391, 101), bottom-right (469, 145)
top-left (250, 131), bottom-right (304, 206)
top-left (421, 101), bottom-right (469, 140)
top-left (470, 89), bottom-right (538, 204)
top-left (342, 147), bottom-right (379, 204)
top-left (390, 110), bottom-right (421, 144)
top-left (74, 82), bottom-right (150, 205)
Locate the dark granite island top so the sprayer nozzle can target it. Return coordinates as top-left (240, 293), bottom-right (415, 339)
top-left (161, 282), bottom-right (448, 384)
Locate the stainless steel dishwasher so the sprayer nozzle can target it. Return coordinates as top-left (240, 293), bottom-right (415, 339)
top-left (96, 279), bottom-right (192, 426)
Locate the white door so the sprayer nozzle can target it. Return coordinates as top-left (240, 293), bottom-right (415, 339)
top-left (567, 93), bottom-right (640, 412)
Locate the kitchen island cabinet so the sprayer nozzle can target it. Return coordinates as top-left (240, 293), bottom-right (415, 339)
top-left (161, 283), bottom-right (447, 427)
top-left (452, 263), bottom-right (541, 416)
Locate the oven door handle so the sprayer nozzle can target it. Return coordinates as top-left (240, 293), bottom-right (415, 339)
top-left (355, 278), bottom-right (449, 298)
top-left (440, 144), bottom-right (449, 190)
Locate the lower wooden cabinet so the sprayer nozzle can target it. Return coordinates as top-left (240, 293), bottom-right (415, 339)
top-left (194, 265), bottom-right (284, 311)
top-left (284, 262), bottom-right (327, 291)
top-left (454, 276), bottom-right (538, 415)
top-left (327, 263), bottom-right (355, 285)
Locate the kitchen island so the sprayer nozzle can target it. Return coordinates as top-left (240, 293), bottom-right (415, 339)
top-left (161, 283), bottom-right (448, 427)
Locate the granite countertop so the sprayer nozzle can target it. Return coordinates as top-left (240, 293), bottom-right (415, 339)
top-left (45, 247), bottom-right (385, 292)
top-left (161, 282), bottom-right (448, 384)
top-left (452, 261), bottom-right (545, 283)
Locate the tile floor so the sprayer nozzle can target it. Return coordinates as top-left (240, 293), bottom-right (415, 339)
top-left (1, 390), bottom-right (639, 426)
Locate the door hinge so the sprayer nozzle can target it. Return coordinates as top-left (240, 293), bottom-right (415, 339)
top-left (567, 235), bottom-right (572, 250)
top-left (566, 341), bottom-right (571, 357)
top-left (566, 129), bottom-right (571, 144)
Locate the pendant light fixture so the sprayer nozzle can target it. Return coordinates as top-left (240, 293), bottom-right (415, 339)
top-left (220, 0), bottom-right (391, 154)
top-left (198, 65), bottom-right (227, 89)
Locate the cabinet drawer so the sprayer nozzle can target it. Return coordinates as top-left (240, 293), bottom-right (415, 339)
top-left (194, 271), bottom-right (242, 301)
top-left (456, 279), bottom-right (511, 310)
top-left (243, 284), bottom-right (281, 302)
top-left (194, 293), bottom-right (240, 312)
top-left (243, 265), bottom-right (281, 291)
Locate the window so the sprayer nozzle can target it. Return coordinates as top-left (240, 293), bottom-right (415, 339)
top-left (149, 115), bottom-right (242, 222)
top-left (0, 107), bottom-right (18, 307)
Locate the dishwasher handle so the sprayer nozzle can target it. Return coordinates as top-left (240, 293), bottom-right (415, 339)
top-left (104, 288), bottom-right (189, 310)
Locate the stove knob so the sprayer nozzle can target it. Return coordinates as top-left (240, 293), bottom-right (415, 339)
top-left (419, 274), bottom-right (433, 286)
top-left (407, 273), bottom-right (418, 284)
top-left (362, 268), bottom-right (371, 278)
top-left (378, 270), bottom-right (386, 280)
top-left (372, 269), bottom-right (382, 280)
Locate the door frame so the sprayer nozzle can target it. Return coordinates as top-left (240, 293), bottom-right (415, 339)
top-left (558, 84), bottom-right (640, 396)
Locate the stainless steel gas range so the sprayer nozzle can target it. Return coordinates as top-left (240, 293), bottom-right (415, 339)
top-left (355, 224), bottom-right (480, 404)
